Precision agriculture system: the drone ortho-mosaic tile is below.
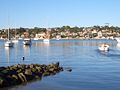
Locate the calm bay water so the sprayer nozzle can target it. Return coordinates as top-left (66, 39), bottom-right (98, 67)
top-left (1, 39), bottom-right (120, 90)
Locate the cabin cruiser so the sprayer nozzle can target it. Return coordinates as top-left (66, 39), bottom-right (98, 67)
top-left (98, 43), bottom-right (109, 51)
top-left (23, 38), bottom-right (31, 45)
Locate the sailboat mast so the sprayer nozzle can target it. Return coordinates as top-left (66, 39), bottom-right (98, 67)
top-left (8, 28), bottom-right (10, 40)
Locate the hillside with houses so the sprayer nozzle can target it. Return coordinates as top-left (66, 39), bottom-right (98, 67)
top-left (0, 25), bottom-right (120, 40)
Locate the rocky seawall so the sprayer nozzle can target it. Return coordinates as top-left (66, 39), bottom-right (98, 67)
top-left (0, 62), bottom-right (63, 88)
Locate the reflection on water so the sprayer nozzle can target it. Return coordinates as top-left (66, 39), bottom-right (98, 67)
top-left (22, 45), bottom-right (32, 63)
top-left (4, 46), bottom-right (19, 66)
top-left (116, 43), bottom-right (120, 51)
top-left (5, 47), bottom-right (10, 65)
top-left (1, 39), bottom-right (120, 90)
top-left (0, 39), bottom-right (118, 66)
top-left (98, 50), bottom-right (109, 56)
top-left (117, 43), bottom-right (120, 47)
top-left (23, 45), bottom-right (31, 56)
top-left (43, 42), bottom-right (50, 62)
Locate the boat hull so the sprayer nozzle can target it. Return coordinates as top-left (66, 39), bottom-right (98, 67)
top-left (43, 39), bottom-right (50, 42)
top-left (12, 39), bottom-right (19, 43)
top-left (5, 41), bottom-right (14, 47)
top-left (98, 47), bottom-right (109, 51)
top-left (23, 38), bottom-right (31, 45)
top-left (98, 44), bottom-right (109, 51)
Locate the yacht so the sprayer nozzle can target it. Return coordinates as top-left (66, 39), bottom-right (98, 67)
top-left (5, 28), bottom-right (14, 47)
top-left (23, 38), bottom-right (31, 45)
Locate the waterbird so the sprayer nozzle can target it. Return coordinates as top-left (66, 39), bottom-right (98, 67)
top-left (22, 56), bottom-right (25, 61)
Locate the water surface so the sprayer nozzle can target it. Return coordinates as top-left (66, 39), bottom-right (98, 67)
top-left (1, 39), bottom-right (120, 90)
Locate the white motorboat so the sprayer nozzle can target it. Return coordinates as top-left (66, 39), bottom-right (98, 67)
top-left (98, 43), bottom-right (109, 51)
top-left (23, 38), bottom-right (31, 45)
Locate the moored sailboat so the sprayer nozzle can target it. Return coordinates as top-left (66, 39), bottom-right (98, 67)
top-left (12, 28), bottom-right (19, 43)
top-left (5, 28), bottom-right (14, 47)
top-left (43, 28), bottom-right (51, 42)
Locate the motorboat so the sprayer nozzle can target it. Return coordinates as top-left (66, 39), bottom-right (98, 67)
top-left (98, 43), bottom-right (109, 51)
top-left (23, 38), bottom-right (31, 45)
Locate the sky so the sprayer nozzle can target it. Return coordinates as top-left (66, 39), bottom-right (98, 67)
top-left (0, 0), bottom-right (120, 29)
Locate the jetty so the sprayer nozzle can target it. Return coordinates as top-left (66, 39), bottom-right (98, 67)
top-left (0, 62), bottom-right (63, 88)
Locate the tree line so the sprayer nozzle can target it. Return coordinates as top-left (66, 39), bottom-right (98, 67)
top-left (0, 25), bottom-right (120, 38)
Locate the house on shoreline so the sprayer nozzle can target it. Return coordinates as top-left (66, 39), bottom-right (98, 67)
top-left (0, 26), bottom-right (120, 40)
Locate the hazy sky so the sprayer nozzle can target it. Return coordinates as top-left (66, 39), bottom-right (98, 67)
top-left (0, 0), bottom-right (120, 29)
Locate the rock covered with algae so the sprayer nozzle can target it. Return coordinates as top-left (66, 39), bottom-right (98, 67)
top-left (0, 62), bottom-right (63, 88)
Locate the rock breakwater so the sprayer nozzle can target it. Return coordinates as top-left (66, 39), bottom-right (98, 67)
top-left (0, 62), bottom-right (63, 88)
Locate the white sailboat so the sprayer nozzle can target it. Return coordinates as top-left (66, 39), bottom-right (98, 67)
top-left (5, 28), bottom-right (14, 47)
top-left (43, 28), bottom-right (50, 42)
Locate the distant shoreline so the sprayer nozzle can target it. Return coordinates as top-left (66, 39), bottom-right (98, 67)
top-left (0, 38), bottom-right (116, 41)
